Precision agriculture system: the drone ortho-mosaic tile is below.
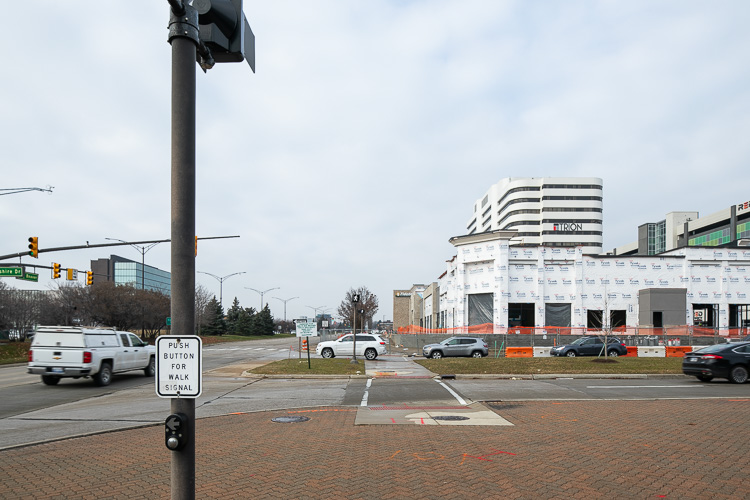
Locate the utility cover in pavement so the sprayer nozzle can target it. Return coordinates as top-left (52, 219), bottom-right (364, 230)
top-left (272, 416), bottom-right (310, 423)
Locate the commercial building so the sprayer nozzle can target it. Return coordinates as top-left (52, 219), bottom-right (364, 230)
top-left (611, 199), bottom-right (750, 255)
top-left (467, 177), bottom-right (604, 254)
top-left (437, 230), bottom-right (750, 332)
top-left (90, 255), bottom-right (171, 295)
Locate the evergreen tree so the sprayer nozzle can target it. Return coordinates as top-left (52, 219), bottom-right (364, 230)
top-left (225, 297), bottom-right (243, 335)
top-left (202, 296), bottom-right (226, 336)
top-left (254, 304), bottom-right (275, 335)
top-left (236, 307), bottom-right (256, 336)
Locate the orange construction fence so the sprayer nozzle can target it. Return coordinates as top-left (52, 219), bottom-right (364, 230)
top-left (396, 324), bottom-right (750, 339)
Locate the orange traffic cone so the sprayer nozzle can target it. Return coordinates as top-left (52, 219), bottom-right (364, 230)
top-left (302, 338), bottom-right (308, 351)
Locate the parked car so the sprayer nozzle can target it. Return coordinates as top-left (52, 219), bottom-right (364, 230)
top-left (682, 341), bottom-right (750, 383)
top-left (316, 334), bottom-right (387, 360)
top-left (422, 337), bottom-right (488, 359)
top-left (550, 336), bottom-right (627, 357)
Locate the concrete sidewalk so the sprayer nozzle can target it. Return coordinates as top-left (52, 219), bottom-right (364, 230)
top-left (2, 398), bottom-right (749, 499)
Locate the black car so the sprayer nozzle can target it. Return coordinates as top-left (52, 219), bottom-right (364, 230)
top-left (549, 336), bottom-right (628, 357)
top-left (682, 341), bottom-right (750, 383)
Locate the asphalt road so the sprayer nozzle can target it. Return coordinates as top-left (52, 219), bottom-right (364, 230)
top-left (0, 337), bottom-right (298, 419)
top-left (3, 345), bottom-right (750, 450)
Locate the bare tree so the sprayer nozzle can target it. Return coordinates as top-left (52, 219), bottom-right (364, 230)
top-left (337, 286), bottom-right (379, 331)
top-left (194, 284), bottom-right (212, 335)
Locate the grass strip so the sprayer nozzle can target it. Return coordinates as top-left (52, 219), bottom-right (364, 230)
top-left (415, 356), bottom-right (684, 374)
top-left (250, 358), bottom-right (365, 375)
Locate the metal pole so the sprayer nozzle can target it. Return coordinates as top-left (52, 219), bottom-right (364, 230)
top-left (170, 7), bottom-right (196, 499)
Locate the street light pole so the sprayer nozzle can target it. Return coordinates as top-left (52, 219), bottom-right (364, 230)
top-left (246, 286), bottom-right (279, 310)
top-left (105, 238), bottom-right (162, 291)
top-left (105, 237), bottom-right (162, 337)
top-left (197, 271), bottom-right (245, 308)
top-left (273, 296), bottom-right (298, 324)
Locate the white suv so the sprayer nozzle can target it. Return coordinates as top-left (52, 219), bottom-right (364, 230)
top-left (316, 334), bottom-right (387, 360)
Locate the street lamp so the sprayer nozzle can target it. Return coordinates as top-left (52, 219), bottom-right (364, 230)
top-left (273, 296), bottom-right (298, 324)
top-left (197, 271), bottom-right (246, 308)
top-left (246, 286), bottom-right (279, 310)
top-left (105, 237), bottom-right (162, 292)
top-left (106, 237), bottom-right (162, 338)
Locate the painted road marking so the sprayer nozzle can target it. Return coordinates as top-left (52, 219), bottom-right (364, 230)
top-left (587, 385), bottom-right (703, 389)
top-left (361, 378), bottom-right (372, 406)
top-left (437, 380), bottom-right (468, 405)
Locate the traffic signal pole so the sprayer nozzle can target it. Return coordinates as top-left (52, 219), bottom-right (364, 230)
top-left (169, 4), bottom-right (197, 499)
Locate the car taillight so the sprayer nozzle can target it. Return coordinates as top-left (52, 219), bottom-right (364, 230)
top-left (83, 351), bottom-right (92, 363)
top-left (379, 342), bottom-right (386, 345)
top-left (28, 350), bottom-right (33, 362)
top-left (701, 354), bottom-right (723, 360)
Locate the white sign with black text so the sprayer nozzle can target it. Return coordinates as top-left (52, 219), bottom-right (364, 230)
top-left (155, 335), bottom-right (202, 398)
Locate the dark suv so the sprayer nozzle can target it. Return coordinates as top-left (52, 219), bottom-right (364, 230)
top-left (422, 337), bottom-right (488, 359)
top-left (550, 336), bottom-right (627, 357)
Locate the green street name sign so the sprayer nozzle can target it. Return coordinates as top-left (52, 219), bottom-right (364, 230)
top-left (16, 272), bottom-right (39, 283)
top-left (0, 267), bottom-right (23, 277)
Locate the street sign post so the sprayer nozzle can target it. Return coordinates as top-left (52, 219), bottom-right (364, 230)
top-left (156, 335), bottom-right (202, 398)
top-left (295, 321), bottom-right (317, 337)
top-left (295, 321), bottom-right (316, 369)
top-left (0, 267), bottom-right (23, 277)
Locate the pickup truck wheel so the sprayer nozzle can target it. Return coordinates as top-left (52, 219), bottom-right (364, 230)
top-left (144, 356), bottom-right (155, 377)
top-left (94, 362), bottom-right (112, 386)
top-left (41, 375), bottom-right (60, 386)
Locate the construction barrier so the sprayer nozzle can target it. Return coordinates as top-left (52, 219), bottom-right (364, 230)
top-left (301, 339), bottom-right (308, 351)
top-left (624, 346), bottom-right (638, 357)
top-left (637, 346), bottom-right (666, 357)
top-left (506, 347), bottom-right (533, 358)
top-left (533, 346), bottom-right (552, 357)
top-left (666, 346), bottom-right (693, 357)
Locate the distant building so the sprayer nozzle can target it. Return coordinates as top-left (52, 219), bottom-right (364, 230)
top-left (90, 255), bottom-right (171, 295)
top-left (467, 177), bottom-right (603, 254)
top-left (611, 199), bottom-right (750, 255)
top-left (438, 230), bottom-right (750, 331)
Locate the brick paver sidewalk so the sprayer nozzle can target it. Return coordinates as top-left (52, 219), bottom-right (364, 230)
top-left (1, 399), bottom-right (749, 499)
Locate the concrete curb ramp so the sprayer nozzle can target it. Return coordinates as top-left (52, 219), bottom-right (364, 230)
top-left (355, 402), bottom-right (513, 426)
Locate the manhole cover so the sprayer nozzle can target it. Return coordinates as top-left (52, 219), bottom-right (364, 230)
top-left (432, 415), bottom-right (470, 421)
top-left (271, 416), bottom-right (310, 423)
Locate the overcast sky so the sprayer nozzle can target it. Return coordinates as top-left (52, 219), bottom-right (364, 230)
top-left (2, 1), bottom-right (749, 324)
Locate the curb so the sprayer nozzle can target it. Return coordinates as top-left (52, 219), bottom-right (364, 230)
top-left (445, 373), bottom-right (691, 380)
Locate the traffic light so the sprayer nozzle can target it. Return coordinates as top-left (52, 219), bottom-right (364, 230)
top-left (194, 0), bottom-right (255, 71)
top-left (52, 263), bottom-right (61, 279)
top-left (28, 237), bottom-right (38, 258)
top-left (86, 271), bottom-right (94, 286)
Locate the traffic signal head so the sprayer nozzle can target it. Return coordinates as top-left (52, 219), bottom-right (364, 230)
top-left (194, 0), bottom-right (255, 71)
top-left (52, 263), bottom-right (61, 279)
top-left (28, 237), bottom-right (38, 258)
top-left (86, 271), bottom-right (94, 286)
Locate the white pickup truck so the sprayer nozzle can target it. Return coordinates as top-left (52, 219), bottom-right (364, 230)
top-left (27, 326), bottom-right (156, 386)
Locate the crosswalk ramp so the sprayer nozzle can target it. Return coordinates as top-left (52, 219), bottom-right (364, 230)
top-left (355, 402), bottom-right (514, 426)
